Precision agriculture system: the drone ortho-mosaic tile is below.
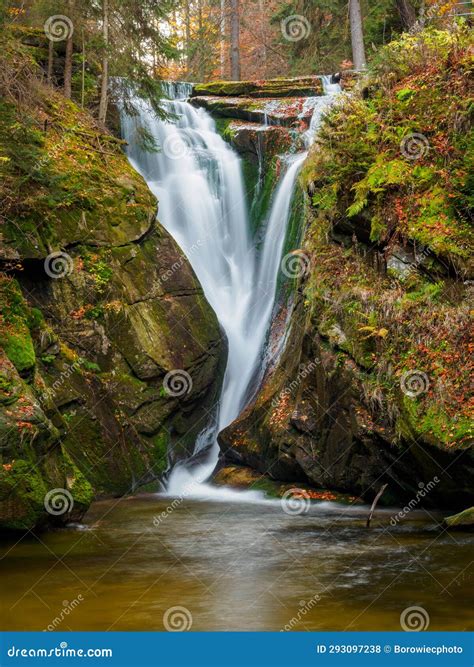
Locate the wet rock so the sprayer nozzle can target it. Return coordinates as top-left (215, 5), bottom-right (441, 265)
top-left (219, 293), bottom-right (474, 510)
top-left (443, 507), bottom-right (474, 529)
top-left (0, 88), bottom-right (224, 530)
top-left (221, 121), bottom-right (297, 164)
top-left (213, 464), bottom-right (362, 503)
top-left (191, 95), bottom-right (319, 128)
top-left (192, 76), bottom-right (323, 98)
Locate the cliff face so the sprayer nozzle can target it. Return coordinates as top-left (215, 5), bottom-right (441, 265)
top-left (218, 29), bottom-right (474, 508)
top-left (0, 84), bottom-right (224, 530)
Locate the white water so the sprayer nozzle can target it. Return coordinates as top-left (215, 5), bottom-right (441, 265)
top-left (121, 77), bottom-right (340, 498)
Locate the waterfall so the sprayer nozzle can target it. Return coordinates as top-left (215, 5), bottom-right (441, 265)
top-left (121, 77), bottom-right (340, 497)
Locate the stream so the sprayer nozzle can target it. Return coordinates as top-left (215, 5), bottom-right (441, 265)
top-left (0, 496), bottom-right (472, 630)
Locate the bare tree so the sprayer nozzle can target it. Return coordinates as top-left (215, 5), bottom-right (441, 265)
top-left (396, 0), bottom-right (417, 30)
top-left (184, 0), bottom-right (191, 73)
top-left (220, 0), bottom-right (226, 78)
top-left (229, 0), bottom-right (240, 80)
top-left (349, 0), bottom-right (366, 70)
top-left (98, 0), bottom-right (109, 124)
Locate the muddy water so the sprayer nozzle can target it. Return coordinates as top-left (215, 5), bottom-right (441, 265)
top-left (0, 495), bottom-right (472, 631)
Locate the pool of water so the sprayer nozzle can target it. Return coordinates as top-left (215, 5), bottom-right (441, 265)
top-left (1, 494), bottom-right (472, 631)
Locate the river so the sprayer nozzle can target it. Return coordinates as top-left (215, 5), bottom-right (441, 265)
top-left (0, 495), bottom-right (472, 630)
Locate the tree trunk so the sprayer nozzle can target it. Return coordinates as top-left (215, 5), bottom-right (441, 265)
top-left (197, 0), bottom-right (204, 81)
top-left (98, 0), bottom-right (109, 125)
top-left (258, 0), bottom-right (267, 77)
top-left (229, 0), bottom-right (240, 80)
top-left (81, 27), bottom-right (85, 107)
top-left (349, 0), bottom-right (366, 71)
top-left (184, 0), bottom-right (191, 74)
top-left (47, 39), bottom-right (54, 85)
top-left (220, 0), bottom-right (226, 78)
top-left (63, 0), bottom-right (73, 98)
top-left (63, 34), bottom-right (73, 98)
top-left (396, 0), bottom-right (417, 30)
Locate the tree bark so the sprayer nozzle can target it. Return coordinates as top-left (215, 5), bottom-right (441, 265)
top-left (47, 39), bottom-right (54, 85)
top-left (220, 0), bottom-right (226, 78)
top-left (184, 0), bottom-right (191, 74)
top-left (81, 27), bottom-right (85, 107)
top-left (349, 0), bottom-right (366, 71)
top-left (229, 0), bottom-right (241, 80)
top-left (197, 0), bottom-right (204, 81)
top-left (396, 0), bottom-right (417, 30)
top-left (63, 33), bottom-right (73, 98)
top-left (98, 0), bottom-right (109, 125)
top-left (258, 0), bottom-right (267, 77)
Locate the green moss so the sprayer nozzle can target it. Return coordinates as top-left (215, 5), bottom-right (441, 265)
top-left (0, 459), bottom-right (49, 531)
top-left (403, 398), bottom-right (473, 448)
top-left (192, 76), bottom-right (322, 98)
top-left (0, 276), bottom-right (36, 373)
top-left (79, 358), bottom-right (101, 373)
top-left (276, 179), bottom-right (306, 295)
top-left (214, 117), bottom-right (236, 142)
top-left (2, 327), bottom-right (35, 373)
top-left (248, 156), bottom-right (279, 237)
top-left (61, 450), bottom-right (94, 508)
top-left (1, 87), bottom-right (156, 255)
top-left (298, 27), bottom-right (472, 453)
top-left (303, 27), bottom-right (473, 271)
top-left (152, 429), bottom-right (169, 476)
top-left (444, 507), bottom-right (474, 528)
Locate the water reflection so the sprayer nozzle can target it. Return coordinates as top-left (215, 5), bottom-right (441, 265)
top-left (0, 495), bottom-right (472, 631)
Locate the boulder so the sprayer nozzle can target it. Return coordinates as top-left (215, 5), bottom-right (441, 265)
top-left (191, 76), bottom-right (323, 98)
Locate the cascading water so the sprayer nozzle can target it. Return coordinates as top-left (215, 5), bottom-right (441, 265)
top-left (121, 76), bottom-right (340, 497)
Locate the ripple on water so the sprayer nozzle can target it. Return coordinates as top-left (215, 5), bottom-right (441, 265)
top-left (0, 494), bottom-right (472, 631)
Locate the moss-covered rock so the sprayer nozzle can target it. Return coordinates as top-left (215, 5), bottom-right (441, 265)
top-left (192, 76), bottom-right (323, 98)
top-left (191, 95), bottom-right (318, 128)
top-left (0, 351), bottom-right (93, 531)
top-left (218, 28), bottom-right (474, 511)
top-left (443, 507), bottom-right (474, 529)
top-left (0, 71), bottom-right (224, 530)
top-left (213, 464), bottom-right (362, 503)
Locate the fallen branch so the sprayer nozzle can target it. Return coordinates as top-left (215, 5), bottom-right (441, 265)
top-left (366, 483), bottom-right (388, 528)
